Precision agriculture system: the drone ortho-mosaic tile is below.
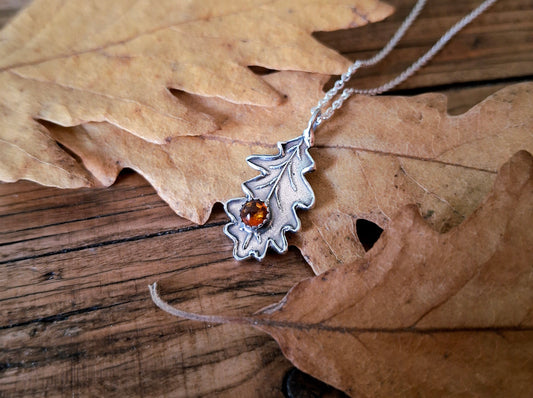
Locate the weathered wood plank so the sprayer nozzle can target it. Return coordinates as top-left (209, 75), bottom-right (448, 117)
top-left (1, 174), bottom-right (314, 397)
top-left (0, 172), bottom-right (223, 263)
top-left (315, 0), bottom-right (533, 90)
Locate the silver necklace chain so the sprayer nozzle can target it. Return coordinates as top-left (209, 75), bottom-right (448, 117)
top-left (224, 0), bottom-right (498, 261)
top-left (310, 0), bottom-right (499, 128)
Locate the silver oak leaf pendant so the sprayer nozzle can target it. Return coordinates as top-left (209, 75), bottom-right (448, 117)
top-left (224, 135), bottom-right (315, 260)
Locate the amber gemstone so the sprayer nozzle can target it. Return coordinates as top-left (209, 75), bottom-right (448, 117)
top-left (240, 199), bottom-right (269, 227)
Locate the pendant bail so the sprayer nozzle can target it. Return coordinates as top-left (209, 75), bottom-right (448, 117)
top-left (303, 108), bottom-right (321, 147)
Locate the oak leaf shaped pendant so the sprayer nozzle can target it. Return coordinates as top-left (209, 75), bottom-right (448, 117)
top-left (224, 135), bottom-right (315, 260)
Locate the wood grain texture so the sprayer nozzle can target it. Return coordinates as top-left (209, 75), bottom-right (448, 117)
top-left (315, 0), bottom-right (533, 91)
top-left (1, 0), bottom-right (532, 396)
top-left (1, 173), bottom-right (315, 397)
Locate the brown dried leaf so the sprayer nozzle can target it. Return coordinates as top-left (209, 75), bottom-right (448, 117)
top-left (297, 82), bottom-right (533, 272)
top-left (0, 0), bottom-right (392, 187)
top-left (49, 72), bottom-right (329, 222)
top-left (50, 74), bottom-right (533, 273)
top-left (251, 151), bottom-right (533, 397)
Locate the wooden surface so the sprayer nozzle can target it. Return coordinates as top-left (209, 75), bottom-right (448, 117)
top-left (1, 0), bottom-right (532, 397)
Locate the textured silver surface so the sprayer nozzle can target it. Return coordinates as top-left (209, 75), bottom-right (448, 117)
top-left (223, 0), bottom-right (497, 261)
top-left (224, 136), bottom-right (315, 260)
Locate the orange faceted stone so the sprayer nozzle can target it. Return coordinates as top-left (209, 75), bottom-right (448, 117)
top-left (240, 199), bottom-right (269, 227)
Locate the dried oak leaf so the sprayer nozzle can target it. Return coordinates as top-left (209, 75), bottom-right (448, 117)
top-left (251, 150), bottom-right (533, 397)
top-left (50, 73), bottom-right (533, 273)
top-left (0, 0), bottom-right (392, 188)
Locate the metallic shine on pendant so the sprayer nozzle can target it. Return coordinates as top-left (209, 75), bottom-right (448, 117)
top-left (223, 0), bottom-right (498, 261)
top-left (224, 113), bottom-right (319, 260)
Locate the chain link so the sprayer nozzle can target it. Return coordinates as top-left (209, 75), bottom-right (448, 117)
top-left (311, 0), bottom-right (498, 127)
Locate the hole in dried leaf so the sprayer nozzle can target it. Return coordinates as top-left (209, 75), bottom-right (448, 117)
top-left (282, 367), bottom-right (348, 398)
top-left (356, 219), bottom-right (383, 251)
top-left (248, 65), bottom-right (277, 75)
